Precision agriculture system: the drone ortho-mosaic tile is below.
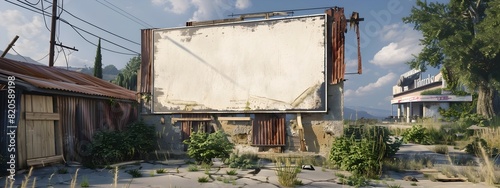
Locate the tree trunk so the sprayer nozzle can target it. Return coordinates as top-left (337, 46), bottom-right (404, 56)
top-left (476, 85), bottom-right (495, 119)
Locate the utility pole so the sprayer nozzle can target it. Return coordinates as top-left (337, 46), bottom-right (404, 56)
top-left (1, 35), bottom-right (19, 58)
top-left (48, 0), bottom-right (57, 67)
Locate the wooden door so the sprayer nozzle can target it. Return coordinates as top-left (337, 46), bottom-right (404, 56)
top-left (24, 95), bottom-right (58, 159)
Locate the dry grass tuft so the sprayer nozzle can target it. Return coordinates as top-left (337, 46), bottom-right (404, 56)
top-left (432, 145), bottom-right (449, 154)
top-left (384, 154), bottom-right (435, 171)
top-left (477, 128), bottom-right (500, 150)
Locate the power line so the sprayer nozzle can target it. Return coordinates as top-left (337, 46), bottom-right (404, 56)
top-left (7, 0), bottom-right (139, 56)
top-left (36, 53), bottom-right (50, 61)
top-left (23, 0), bottom-right (40, 5)
top-left (6, 0), bottom-right (45, 15)
top-left (103, 0), bottom-right (154, 27)
top-left (40, 0), bottom-right (51, 31)
top-left (95, 0), bottom-right (154, 28)
top-left (42, 0), bottom-right (140, 45)
top-left (63, 19), bottom-right (138, 55)
top-left (10, 47), bottom-right (29, 62)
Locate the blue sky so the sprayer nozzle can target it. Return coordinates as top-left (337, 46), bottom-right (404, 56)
top-left (0, 0), bottom-right (444, 113)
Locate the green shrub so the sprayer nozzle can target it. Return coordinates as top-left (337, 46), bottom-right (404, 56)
top-left (125, 121), bottom-right (156, 158)
top-left (86, 121), bottom-right (156, 166)
top-left (329, 126), bottom-right (401, 178)
top-left (338, 175), bottom-right (370, 187)
top-left (183, 130), bottom-right (234, 164)
top-left (420, 88), bottom-right (442, 95)
top-left (465, 138), bottom-right (499, 157)
top-left (224, 152), bottom-right (259, 169)
top-left (402, 125), bottom-right (434, 145)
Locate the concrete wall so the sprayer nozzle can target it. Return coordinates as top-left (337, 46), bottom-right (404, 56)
top-left (140, 83), bottom-right (344, 158)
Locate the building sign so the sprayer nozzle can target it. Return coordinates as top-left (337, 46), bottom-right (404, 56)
top-left (401, 68), bottom-right (421, 78)
top-left (391, 95), bottom-right (472, 104)
top-left (414, 74), bottom-right (436, 88)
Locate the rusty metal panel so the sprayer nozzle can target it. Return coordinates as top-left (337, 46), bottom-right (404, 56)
top-left (58, 96), bottom-right (138, 162)
top-left (326, 8), bottom-right (347, 85)
top-left (140, 29), bottom-right (153, 94)
top-left (151, 14), bottom-right (327, 113)
top-left (0, 58), bottom-right (136, 100)
top-left (252, 114), bottom-right (285, 146)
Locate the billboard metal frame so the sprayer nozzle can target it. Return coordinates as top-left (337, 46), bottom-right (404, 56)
top-left (150, 14), bottom-right (328, 114)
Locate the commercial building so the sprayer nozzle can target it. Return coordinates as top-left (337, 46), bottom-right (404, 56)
top-left (390, 69), bottom-right (472, 123)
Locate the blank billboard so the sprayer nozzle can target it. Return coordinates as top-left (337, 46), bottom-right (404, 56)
top-left (152, 14), bottom-right (327, 113)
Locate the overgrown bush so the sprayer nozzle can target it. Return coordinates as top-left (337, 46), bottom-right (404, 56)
top-left (125, 121), bottom-right (156, 158)
top-left (402, 125), bottom-right (434, 145)
top-left (337, 175), bottom-right (370, 187)
top-left (183, 130), bottom-right (234, 164)
top-left (86, 121), bottom-right (156, 166)
top-left (224, 152), bottom-right (259, 169)
top-left (465, 138), bottom-right (499, 157)
top-left (438, 93), bottom-right (486, 126)
top-left (420, 88), bottom-right (442, 95)
top-left (329, 126), bottom-right (401, 178)
top-left (275, 157), bottom-right (301, 187)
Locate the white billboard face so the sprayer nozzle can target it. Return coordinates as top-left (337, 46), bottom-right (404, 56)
top-left (152, 14), bottom-right (327, 113)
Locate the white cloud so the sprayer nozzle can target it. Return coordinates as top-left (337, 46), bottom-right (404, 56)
top-left (235, 0), bottom-right (252, 10)
top-left (0, 9), bottom-right (48, 62)
top-left (152, 0), bottom-right (252, 21)
top-left (344, 72), bottom-right (397, 96)
top-left (152, 0), bottom-right (191, 14)
top-left (370, 24), bottom-right (423, 68)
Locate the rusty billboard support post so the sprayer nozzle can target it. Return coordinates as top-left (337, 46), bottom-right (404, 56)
top-left (326, 8), bottom-right (363, 85)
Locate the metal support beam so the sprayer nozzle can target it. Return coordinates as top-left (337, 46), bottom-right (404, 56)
top-left (1, 35), bottom-right (19, 58)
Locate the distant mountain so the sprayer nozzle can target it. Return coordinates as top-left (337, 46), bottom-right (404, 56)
top-left (344, 107), bottom-right (381, 120)
top-left (346, 106), bottom-right (392, 119)
top-left (59, 66), bottom-right (118, 82)
top-left (0, 50), bottom-right (42, 65)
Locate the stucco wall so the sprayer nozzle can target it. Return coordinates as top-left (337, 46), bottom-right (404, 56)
top-left (140, 83), bottom-right (344, 158)
top-left (424, 102), bottom-right (449, 121)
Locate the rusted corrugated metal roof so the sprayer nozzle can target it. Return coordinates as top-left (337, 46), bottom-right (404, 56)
top-left (0, 57), bottom-right (136, 100)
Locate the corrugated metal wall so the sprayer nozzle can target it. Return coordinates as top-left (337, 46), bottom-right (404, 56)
top-left (58, 96), bottom-right (137, 162)
top-left (140, 29), bottom-right (153, 94)
top-left (327, 8), bottom-right (347, 85)
top-left (0, 88), bottom-right (22, 175)
top-left (252, 114), bottom-right (286, 146)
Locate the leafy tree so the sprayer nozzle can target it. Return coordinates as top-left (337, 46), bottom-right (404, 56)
top-left (93, 38), bottom-right (103, 79)
top-left (403, 0), bottom-right (500, 119)
top-left (113, 56), bottom-right (140, 90)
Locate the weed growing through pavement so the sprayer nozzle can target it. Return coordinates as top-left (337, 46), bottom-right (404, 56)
top-left (188, 164), bottom-right (199, 172)
top-left (432, 145), bottom-right (449, 154)
top-left (80, 176), bottom-right (90, 187)
top-left (198, 176), bottom-right (209, 183)
top-left (57, 167), bottom-right (68, 174)
top-left (226, 169), bottom-right (238, 175)
top-left (156, 168), bottom-right (168, 174)
top-left (127, 169), bottom-right (142, 178)
top-left (275, 157), bottom-right (301, 187)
